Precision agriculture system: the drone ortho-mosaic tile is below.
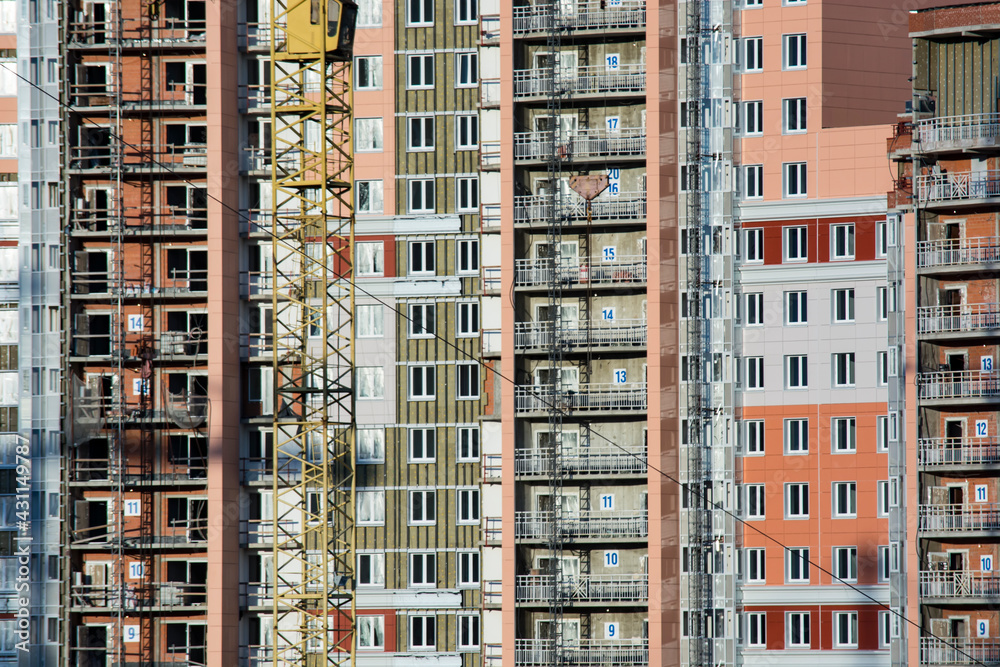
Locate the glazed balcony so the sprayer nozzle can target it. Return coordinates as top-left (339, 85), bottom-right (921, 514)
top-left (917, 304), bottom-right (1000, 336)
top-left (918, 503), bottom-right (1000, 534)
top-left (514, 256), bottom-right (646, 288)
top-left (915, 113), bottom-right (1000, 154)
top-left (915, 170), bottom-right (1000, 208)
top-left (516, 574), bottom-right (648, 603)
top-left (69, 581), bottom-right (207, 611)
top-left (515, 639), bottom-right (648, 666)
top-left (917, 236), bottom-right (1000, 271)
top-left (514, 319), bottom-right (647, 350)
top-left (917, 370), bottom-right (1000, 402)
top-left (513, 64), bottom-right (645, 99)
top-left (514, 192), bottom-right (645, 226)
top-left (919, 437), bottom-right (1000, 468)
top-left (514, 383), bottom-right (647, 413)
top-left (921, 637), bottom-right (1000, 665)
top-left (514, 510), bottom-right (648, 540)
top-left (919, 569), bottom-right (1000, 601)
top-left (513, 0), bottom-right (646, 34)
top-left (514, 127), bottom-right (646, 161)
top-left (515, 445), bottom-right (647, 475)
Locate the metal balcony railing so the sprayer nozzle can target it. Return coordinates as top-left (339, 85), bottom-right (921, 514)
top-left (69, 330), bottom-right (208, 359)
top-left (516, 574), bottom-right (648, 602)
top-left (916, 170), bottom-right (1000, 204)
top-left (68, 18), bottom-right (207, 46)
top-left (241, 581), bottom-right (271, 607)
top-left (514, 128), bottom-right (646, 160)
top-left (237, 22), bottom-right (274, 49)
top-left (70, 458), bottom-right (207, 483)
top-left (514, 64), bottom-right (645, 98)
top-left (917, 370), bottom-right (1000, 400)
top-left (514, 510), bottom-right (648, 539)
top-left (515, 383), bottom-right (647, 412)
top-left (513, 0), bottom-right (646, 33)
top-left (71, 207), bottom-right (209, 234)
top-left (67, 142), bottom-right (208, 170)
top-left (238, 84), bottom-right (271, 112)
top-left (919, 437), bottom-right (1000, 467)
top-left (483, 266), bottom-right (501, 292)
top-left (514, 319), bottom-right (646, 349)
top-left (71, 269), bottom-right (209, 296)
top-left (480, 14), bottom-right (500, 44)
top-left (917, 304), bottom-right (1000, 334)
top-left (70, 582), bottom-right (207, 609)
top-left (514, 256), bottom-right (646, 287)
top-left (919, 569), bottom-right (1000, 598)
top-left (515, 445), bottom-right (647, 475)
top-left (919, 503), bottom-right (1000, 532)
top-left (917, 236), bottom-right (1000, 268)
top-left (514, 192), bottom-right (645, 224)
top-left (921, 637), bottom-right (1000, 665)
top-left (915, 113), bottom-right (1000, 153)
top-left (481, 78), bottom-right (500, 107)
top-left (515, 639), bottom-right (648, 666)
top-left (481, 141), bottom-right (501, 170)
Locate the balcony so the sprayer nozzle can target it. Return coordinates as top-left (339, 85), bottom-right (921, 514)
top-left (917, 370), bottom-right (1000, 402)
top-left (921, 637), bottom-right (1000, 665)
top-left (915, 113), bottom-right (1000, 154)
top-left (70, 581), bottom-right (207, 611)
top-left (237, 22), bottom-right (273, 50)
top-left (917, 236), bottom-right (1000, 270)
top-left (514, 65), bottom-right (645, 99)
top-left (919, 569), bottom-right (1000, 600)
top-left (514, 128), bottom-right (645, 161)
top-left (480, 14), bottom-right (500, 45)
top-left (514, 256), bottom-right (646, 288)
top-left (68, 18), bottom-right (207, 48)
top-left (915, 170), bottom-right (1000, 208)
top-left (516, 574), bottom-right (648, 603)
top-left (513, 0), bottom-right (646, 34)
top-left (238, 84), bottom-right (270, 112)
top-left (919, 437), bottom-right (1000, 468)
top-left (69, 459), bottom-right (207, 484)
top-left (514, 639), bottom-right (648, 666)
top-left (514, 319), bottom-right (646, 350)
top-left (70, 207), bottom-right (209, 235)
top-left (67, 142), bottom-right (208, 172)
top-left (516, 445), bottom-right (647, 475)
top-left (514, 192), bottom-right (645, 225)
top-left (919, 503), bottom-right (1000, 534)
top-left (514, 510), bottom-right (648, 539)
top-left (481, 141), bottom-right (501, 170)
top-left (514, 383), bottom-right (647, 413)
top-left (917, 304), bottom-right (1000, 336)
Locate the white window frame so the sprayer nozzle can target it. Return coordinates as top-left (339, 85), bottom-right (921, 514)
top-left (786, 355), bottom-right (808, 389)
top-left (356, 180), bottom-right (384, 215)
top-left (785, 418), bottom-right (808, 454)
top-left (408, 240), bottom-right (436, 275)
top-left (783, 97), bottom-right (807, 133)
top-left (408, 427), bottom-right (436, 463)
top-left (833, 481), bottom-right (857, 518)
top-left (787, 611), bottom-right (811, 646)
top-left (356, 367), bottom-right (385, 400)
top-left (745, 0), bottom-right (763, 7)
top-left (744, 420), bottom-right (764, 456)
top-left (455, 0), bottom-right (478, 24)
top-left (456, 51), bottom-right (478, 87)
top-left (744, 164), bottom-right (763, 199)
top-left (786, 549), bottom-right (810, 584)
top-left (357, 552), bottom-right (385, 587)
top-left (879, 611), bottom-right (891, 648)
top-left (356, 428), bottom-right (386, 463)
top-left (877, 416), bottom-right (889, 452)
top-left (877, 351), bottom-right (888, 385)
top-left (357, 616), bottom-right (385, 649)
top-left (745, 356), bottom-right (764, 389)
top-left (833, 288), bottom-right (855, 322)
top-left (457, 176), bottom-right (479, 213)
top-left (746, 548), bottom-right (766, 583)
top-left (457, 426), bottom-right (480, 462)
top-left (743, 100), bottom-right (763, 135)
top-left (833, 546), bottom-right (858, 582)
top-left (745, 292), bottom-right (764, 326)
top-left (785, 483), bottom-right (809, 519)
top-left (457, 488), bottom-right (480, 524)
top-left (408, 178), bottom-right (436, 214)
top-left (783, 33), bottom-right (807, 69)
top-left (747, 612), bottom-right (766, 647)
top-left (356, 0), bottom-right (383, 27)
top-left (786, 290), bottom-right (807, 324)
top-left (355, 117), bottom-right (383, 152)
top-left (456, 114), bottom-right (478, 150)
top-left (357, 490), bottom-right (385, 525)
top-left (409, 491), bottom-right (437, 526)
top-left (407, 53), bottom-right (435, 89)
top-left (743, 37), bottom-right (763, 72)
top-left (408, 302), bottom-right (436, 338)
top-left (876, 220), bottom-right (888, 258)
top-left (356, 304), bottom-right (384, 339)
top-left (408, 364), bottom-right (436, 400)
top-left (458, 550), bottom-right (480, 586)
top-left (355, 55), bottom-right (383, 90)
top-left (831, 223), bottom-right (856, 260)
top-left (878, 545), bottom-right (890, 583)
top-left (877, 286), bottom-right (889, 321)
top-left (833, 352), bottom-right (856, 387)
top-left (877, 480), bottom-right (889, 517)
top-left (744, 227), bottom-right (764, 263)
top-left (746, 484), bottom-right (765, 520)
top-left (457, 302), bottom-right (480, 337)
top-left (832, 417), bottom-right (856, 453)
top-left (458, 614), bottom-right (480, 650)
top-left (784, 226), bottom-right (807, 262)
top-left (407, 115), bottom-right (435, 152)
top-left (784, 162), bottom-right (807, 198)
top-left (409, 614), bottom-right (436, 650)
top-left (355, 241), bottom-right (384, 277)
top-left (457, 363), bottom-right (480, 400)
top-left (834, 612), bottom-right (858, 648)
top-left (407, 0), bottom-right (434, 26)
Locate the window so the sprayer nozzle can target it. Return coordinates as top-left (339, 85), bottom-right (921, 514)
top-left (357, 616), bottom-right (385, 649)
top-left (356, 242), bottom-right (384, 276)
top-left (357, 0), bottom-right (382, 27)
top-left (410, 552), bottom-right (436, 586)
top-left (832, 417), bottom-right (856, 453)
top-left (831, 223), bottom-right (855, 259)
top-left (785, 418), bottom-right (808, 454)
top-left (783, 98), bottom-right (807, 133)
top-left (458, 551), bottom-right (480, 586)
top-left (409, 428), bottom-right (436, 462)
top-left (409, 241), bottom-right (436, 275)
top-left (745, 357), bottom-right (764, 389)
top-left (877, 286), bottom-right (889, 320)
top-left (785, 291), bottom-right (807, 324)
top-left (457, 177), bottom-right (479, 212)
top-left (788, 611), bottom-right (810, 646)
top-left (747, 612), bottom-right (766, 647)
top-left (787, 548), bottom-right (809, 583)
top-left (356, 180), bottom-right (384, 214)
top-left (745, 0), bottom-right (762, 7)
top-left (744, 228), bottom-right (764, 263)
top-left (356, 305), bottom-right (384, 339)
top-left (833, 482), bottom-right (857, 517)
top-left (456, 114), bottom-right (478, 149)
top-left (356, 56), bottom-right (383, 90)
top-left (877, 416), bottom-right (889, 452)
top-left (408, 179), bottom-right (436, 213)
top-left (744, 164), bottom-right (763, 199)
top-left (745, 420), bottom-right (764, 455)
top-left (876, 220), bottom-right (888, 258)
top-left (458, 427), bottom-right (480, 461)
top-left (357, 490), bottom-right (385, 525)
top-left (877, 480), bottom-right (889, 517)
top-left (457, 363), bottom-right (480, 399)
top-left (457, 302), bottom-right (480, 337)
top-left (786, 483), bottom-right (809, 518)
top-left (355, 118), bottom-right (383, 152)
top-left (834, 612), bottom-right (858, 648)
top-left (358, 553), bottom-right (385, 586)
top-left (786, 355), bottom-right (808, 388)
top-left (458, 615), bottom-right (480, 649)
top-left (407, 116), bottom-right (435, 151)
top-left (745, 293), bottom-right (763, 325)
top-left (783, 33), bottom-right (807, 68)
top-left (833, 289), bottom-right (855, 322)
top-left (457, 488), bottom-right (480, 524)
top-left (746, 484), bottom-right (765, 519)
top-left (357, 428), bottom-right (385, 463)
top-left (408, 303), bottom-right (436, 338)
top-left (744, 37), bottom-right (763, 71)
top-left (409, 365), bottom-right (436, 400)
top-left (833, 547), bottom-right (857, 582)
top-left (409, 491), bottom-right (437, 525)
top-left (784, 162), bottom-right (807, 197)
top-left (410, 615), bottom-right (436, 650)
top-left (356, 367), bottom-right (385, 400)
top-left (408, 0), bottom-right (433, 25)
top-left (407, 54), bottom-right (435, 88)
top-left (879, 611), bottom-right (891, 649)
top-left (833, 352), bottom-right (856, 387)
top-left (876, 351), bottom-right (888, 385)
top-left (456, 52), bottom-right (478, 87)
top-left (743, 101), bottom-right (763, 135)
top-left (878, 545), bottom-right (890, 582)
top-left (456, 0), bottom-right (478, 23)
top-left (747, 548), bottom-right (766, 583)
top-left (785, 226), bottom-right (807, 261)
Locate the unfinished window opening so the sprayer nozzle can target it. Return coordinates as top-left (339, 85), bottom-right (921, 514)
top-left (164, 61), bottom-right (207, 105)
top-left (74, 249), bottom-right (109, 295)
top-left (166, 248), bottom-right (208, 291)
top-left (164, 185), bottom-right (207, 229)
top-left (168, 434), bottom-right (207, 479)
top-left (165, 310), bottom-right (208, 355)
top-left (165, 622), bottom-right (207, 664)
top-left (165, 560), bottom-right (208, 606)
top-left (74, 499), bottom-right (109, 543)
top-left (167, 496), bottom-right (208, 541)
top-left (73, 312), bottom-right (111, 357)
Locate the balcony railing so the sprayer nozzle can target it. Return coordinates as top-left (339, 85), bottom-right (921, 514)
top-left (71, 268), bottom-right (209, 296)
top-left (514, 64), bottom-right (645, 98)
top-left (514, 128), bottom-right (645, 160)
top-left (514, 256), bottom-right (646, 287)
top-left (919, 437), bottom-right (1000, 467)
top-left (481, 141), bottom-right (501, 170)
top-left (921, 637), bottom-right (1000, 665)
top-left (514, 319), bottom-right (646, 349)
top-left (70, 459), bottom-right (207, 483)
top-left (480, 14), bottom-right (500, 44)
top-left (919, 569), bottom-right (1000, 598)
top-left (514, 192), bottom-right (645, 224)
top-left (68, 18), bottom-right (207, 46)
top-left (513, 0), bottom-right (646, 34)
top-left (70, 582), bottom-right (207, 609)
top-left (917, 370), bottom-right (1000, 400)
top-left (514, 510), bottom-right (648, 539)
top-left (238, 22), bottom-right (274, 49)
top-left (515, 445), bottom-right (647, 475)
top-left (919, 503), bottom-right (1000, 532)
top-left (917, 304), bottom-right (1000, 335)
top-left (67, 142), bottom-right (208, 170)
top-left (915, 113), bottom-right (1000, 153)
top-left (916, 170), bottom-right (1000, 204)
top-left (917, 236), bottom-right (1000, 269)
top-left (70, 207), bottom-right (209, 234)
top-left (515, 639), bottom-right (648, 666)
top-left (516, 574), bottom-right (648, 602)
top-left (515, 383), bottom-right (647, 412)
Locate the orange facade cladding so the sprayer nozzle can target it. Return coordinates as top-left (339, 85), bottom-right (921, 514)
top-left (741, 401), bottom-right (889, 585)
top-left (742, 604), bottom-right (883, 650)
top-left (741, 214), bottom-right (883, 265)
